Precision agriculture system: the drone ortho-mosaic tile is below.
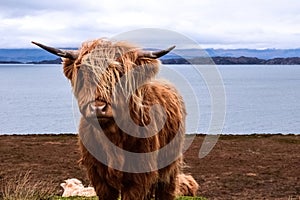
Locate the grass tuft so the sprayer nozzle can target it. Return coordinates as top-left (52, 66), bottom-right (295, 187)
top-left (1, 171), bottom-right (55, 200)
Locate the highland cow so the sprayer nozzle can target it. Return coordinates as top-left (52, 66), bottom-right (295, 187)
top-left (32, 39), bottom-right (186, 200)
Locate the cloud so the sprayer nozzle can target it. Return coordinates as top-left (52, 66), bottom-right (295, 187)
top-left (1, 0), bottom-right (300, 49)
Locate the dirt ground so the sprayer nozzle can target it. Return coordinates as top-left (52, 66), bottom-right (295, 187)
top-left (0, 134), bottom-right (299, 199)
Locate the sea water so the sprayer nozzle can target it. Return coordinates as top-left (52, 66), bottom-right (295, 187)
top-left (0, 64), bottom-right (299, 134)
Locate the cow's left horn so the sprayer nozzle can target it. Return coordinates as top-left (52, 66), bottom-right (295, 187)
top-left (31, 41), bottom-right (78, 60)
top-left (138, 45), bottom-right (175, 59)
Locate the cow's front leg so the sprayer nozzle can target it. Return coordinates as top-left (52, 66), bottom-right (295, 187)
top-left (155, 171), bottom-right (177, 200)
top-left (121, 183), bottom-right (151, 200)
top-left (88, 166), bottom-right (119, 200)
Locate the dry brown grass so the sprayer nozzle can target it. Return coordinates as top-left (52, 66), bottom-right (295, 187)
top-left (1, 170), bottom-right (55, 200)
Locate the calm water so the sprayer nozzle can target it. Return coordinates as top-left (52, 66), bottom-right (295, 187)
top-left (0, 64), bottom-right (299, 134)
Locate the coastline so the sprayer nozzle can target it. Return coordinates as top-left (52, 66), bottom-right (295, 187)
top-left (2, 56), bottom-right (300, 65)
top-left (0, 134), bottom-right (299, 199)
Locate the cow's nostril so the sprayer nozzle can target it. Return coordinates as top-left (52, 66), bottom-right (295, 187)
top-left (90, 102), bottom-right (108, 115)
top-left (91, 104), bottom-right (106, 111)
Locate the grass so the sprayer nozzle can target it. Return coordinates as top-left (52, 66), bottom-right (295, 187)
top-left (0, 171), bottom-right (206, 200)
top-left (0, 171), bottom-right (55, 200)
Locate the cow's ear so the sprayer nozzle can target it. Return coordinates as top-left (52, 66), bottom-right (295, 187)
top-left (62, 58), bottom-right (75, 80)
top-left (133, 56), bottom-right (160, 81)
top-left (132, 46), bottom-right (175, 78)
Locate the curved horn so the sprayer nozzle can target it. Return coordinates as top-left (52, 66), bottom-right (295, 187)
top-left (138, 45), bottom-right (176, 59)
top-left (31, 41), bottom-right (78, 60)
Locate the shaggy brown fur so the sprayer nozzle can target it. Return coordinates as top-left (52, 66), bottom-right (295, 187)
top-left (175, 174), bottom-right (199, 197)
top-left (62, 39), bottom-right (186, 200)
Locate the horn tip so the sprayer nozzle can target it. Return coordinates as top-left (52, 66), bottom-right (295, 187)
top-left (31, 41), bottom-right (42, 47)
top-left (169, 45), bottom-right (176, 50)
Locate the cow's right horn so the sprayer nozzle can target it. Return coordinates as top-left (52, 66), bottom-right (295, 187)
top-left (31, 41), bottom-right (79, 60)
top-left (138, 45), bottom-right (176, 59)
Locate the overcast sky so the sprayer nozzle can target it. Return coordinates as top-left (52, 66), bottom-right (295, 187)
top-left (1, 0), bottom-right (300, 49)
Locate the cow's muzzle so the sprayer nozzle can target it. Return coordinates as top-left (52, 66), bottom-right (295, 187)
top-left (89, 101), bottom-right (113, 119)
top-left (82, 100), bottom-right (113, 120)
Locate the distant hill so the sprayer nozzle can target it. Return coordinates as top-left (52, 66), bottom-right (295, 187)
top-left (1, 48), bottom-right (300, 64)
top-left (163, 48), bottom-right (300, 60)
top-left (0, 48), bottom-right (75, 63)
top-left (162, 56), bottom-right (300, 65)
top-left (204, 48), bottom-right (300, 59)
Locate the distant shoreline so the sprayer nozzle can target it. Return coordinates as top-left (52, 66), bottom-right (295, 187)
top-left (1, 56), bottom-right (300, 65)
top-left (162, 56), bottom-right (300, 65)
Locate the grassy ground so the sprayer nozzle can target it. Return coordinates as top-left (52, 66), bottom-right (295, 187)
top-left (0, 171), bottom-right (206, 200)
top-left (1, 134), bottom-right (300, 199)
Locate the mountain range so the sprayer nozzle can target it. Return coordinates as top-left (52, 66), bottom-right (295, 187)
top-left (1, 48), bottom-right (300, 64)
top-left (164, 48), bottom-right (300, 59)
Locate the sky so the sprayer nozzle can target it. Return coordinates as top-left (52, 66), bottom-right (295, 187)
top-left (1, 0), bottom-right (300, 49)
